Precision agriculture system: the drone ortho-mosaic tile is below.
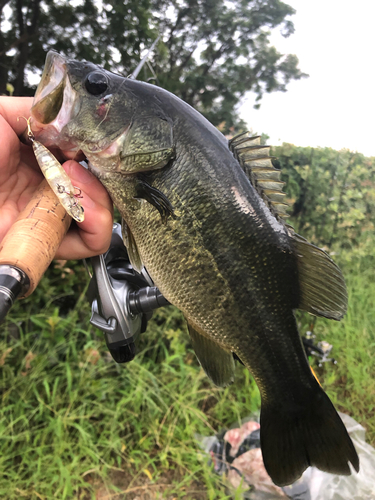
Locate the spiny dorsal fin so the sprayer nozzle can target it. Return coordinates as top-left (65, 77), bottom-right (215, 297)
top-left (229, 132), bottom-right (289, 220)
top-left (229, 133), bottom-right (347, 321)
top-left (228, 132), bottom-right (260, 148)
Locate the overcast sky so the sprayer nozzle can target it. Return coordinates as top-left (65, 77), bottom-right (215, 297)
top-left (240, 0), bottom-right (375, 157)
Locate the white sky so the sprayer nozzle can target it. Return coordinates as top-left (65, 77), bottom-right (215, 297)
top-left (240, 0), bottom-right (375, 157)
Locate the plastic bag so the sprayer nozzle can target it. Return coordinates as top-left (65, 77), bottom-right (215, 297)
top-left (197, 413), bottom-right (375, 499)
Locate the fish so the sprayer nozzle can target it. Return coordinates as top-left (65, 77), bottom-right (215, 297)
top-left (30, 51), bottom-right (359, 486)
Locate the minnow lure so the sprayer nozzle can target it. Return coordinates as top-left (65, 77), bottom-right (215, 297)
top-left (20, 117), bottom-right (84, 223)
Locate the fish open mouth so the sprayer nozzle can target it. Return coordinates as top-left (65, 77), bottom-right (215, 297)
top-left (31, 51), bottom-right (128, 161)
top-left (30, 51), bottom-right (81, 151)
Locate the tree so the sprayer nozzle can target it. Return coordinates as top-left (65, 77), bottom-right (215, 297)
top-left (152, 0), bottom-right (306, 130)
top-left (0, 0), bottom-right (306, 129)
top-left (273, 143), bottom-right (375, 250)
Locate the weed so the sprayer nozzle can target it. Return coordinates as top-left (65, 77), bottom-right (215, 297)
top-left (0, 246), bottom-right (373, 498)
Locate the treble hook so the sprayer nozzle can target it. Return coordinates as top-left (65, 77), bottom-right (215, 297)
top-left (55, 184), bottom-right (84, 209)
top-left (72, 186), bottom-right (83, 199)
top-left (56, 185), bottom-right (83, 198)
top-left (70, 187), bottom-right (84, 208)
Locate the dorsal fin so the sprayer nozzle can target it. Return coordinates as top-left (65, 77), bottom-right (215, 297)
top-left (229, 132), bottom-right (289, 220)
top-left (229, 133), bottom-right (348, 321)
top-left (288, 229), bottom-right (348, 320)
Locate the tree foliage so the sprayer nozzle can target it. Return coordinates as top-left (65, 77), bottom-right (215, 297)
top-left (273, 143), bottom-right (375, 254)
top-left (0, 0), bottom-right (306, 128)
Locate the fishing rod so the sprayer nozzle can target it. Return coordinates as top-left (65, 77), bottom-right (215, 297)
top-left (0, 39), bottom-right (161, 325)
top-left (128, 35), bottom-right (160, 80)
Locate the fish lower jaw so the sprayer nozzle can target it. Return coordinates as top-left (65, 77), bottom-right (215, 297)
top-left (31, 123), bottom-right (79, 151)
top-left (83, 126), bottom-right (130, 174)
top-left (87, 160), bottom-right (103, 176)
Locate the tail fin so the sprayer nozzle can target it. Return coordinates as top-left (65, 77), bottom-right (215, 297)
top-left (260, 386), bottom-right (359, 486)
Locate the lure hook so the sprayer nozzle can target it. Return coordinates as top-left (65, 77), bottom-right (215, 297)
top-left (55, 184), bottom-right (84, 210)
top-left (70, 187), bottom-right (84, 208)
top-left (72, 186), bottom-right (83, 199)
top-left (56, 185), bottom-right (83, 199)
top-left (17, 116), bottom-right (35, 142)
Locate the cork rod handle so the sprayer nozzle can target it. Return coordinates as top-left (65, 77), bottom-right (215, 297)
top-left (0, 180), bottom-right (71, 297)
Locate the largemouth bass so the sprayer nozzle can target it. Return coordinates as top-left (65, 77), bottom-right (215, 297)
top-left (30, 51), bottom-right (359, 486)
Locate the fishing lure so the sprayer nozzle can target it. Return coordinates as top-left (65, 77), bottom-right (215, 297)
top-left (21, 117), bottom-right (85, 222)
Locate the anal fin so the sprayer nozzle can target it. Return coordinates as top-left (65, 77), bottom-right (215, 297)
top-left (187, 322), bottom-right (235, 387)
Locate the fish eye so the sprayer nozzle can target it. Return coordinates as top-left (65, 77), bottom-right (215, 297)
top-left (85, 71), bottom-right (108, 95)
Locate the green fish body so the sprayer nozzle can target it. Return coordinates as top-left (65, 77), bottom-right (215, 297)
top-left (31, 51), bottom-right (359, 486)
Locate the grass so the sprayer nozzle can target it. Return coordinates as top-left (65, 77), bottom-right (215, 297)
top-left (0, 250), bottom-right (374, 499)
top-left (0, 262), bottom-right (260, 499)
top-left (310, 254), bottom-right (375, 444)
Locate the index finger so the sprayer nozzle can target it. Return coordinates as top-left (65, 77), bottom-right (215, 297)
top-left (0, 96), bottom-right (34, 136)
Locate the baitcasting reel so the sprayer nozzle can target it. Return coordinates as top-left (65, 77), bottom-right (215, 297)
top-left (87, 223), bottom-right (169, 363)
top-left (88, 224), bottom-right (336, 367)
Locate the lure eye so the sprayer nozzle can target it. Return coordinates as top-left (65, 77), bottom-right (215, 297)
top-left (85, 71), bottom-right (108, 95)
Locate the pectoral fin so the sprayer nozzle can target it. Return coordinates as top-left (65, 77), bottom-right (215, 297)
top-left (289, 230), bottom-right (348, 320)
top-left (187, 322), bottom-right (235, 387)
top-left (121, 219), bottom-right (144, 273)
top-left (135, 178), bottom-right (175, 223)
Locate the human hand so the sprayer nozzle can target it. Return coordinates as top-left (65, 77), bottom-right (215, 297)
top-left (0, 96), bottom-right (113, 260)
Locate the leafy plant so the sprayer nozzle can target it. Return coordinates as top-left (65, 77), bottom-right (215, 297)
top-left (1, 0), bottom-right (306, 129)
top-left (273, 144), bottom-right (375, 252)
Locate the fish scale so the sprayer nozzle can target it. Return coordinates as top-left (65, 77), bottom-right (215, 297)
top-left (30, 51), bottom-right (359, 487)
top-left (103, 138), bottom-right (312, 401)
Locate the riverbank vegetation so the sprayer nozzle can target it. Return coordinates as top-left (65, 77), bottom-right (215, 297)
top-left (1, 144), bottom-right (374, 498)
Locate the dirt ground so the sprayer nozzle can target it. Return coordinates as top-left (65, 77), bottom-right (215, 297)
top-left (81, 469), bottom-right (210, 500)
